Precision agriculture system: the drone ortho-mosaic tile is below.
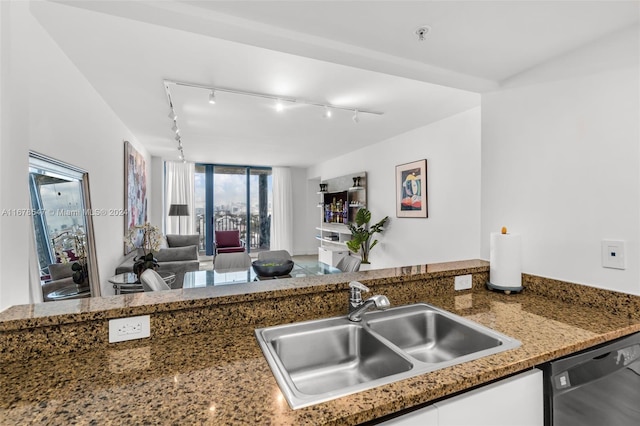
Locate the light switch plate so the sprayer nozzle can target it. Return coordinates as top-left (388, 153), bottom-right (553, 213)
top-left (454, 274), bottom-right (473, 290)
top-left (602, 240), bottom-right (625, 270)
top-left (109, 315), bottom-right (150, 343)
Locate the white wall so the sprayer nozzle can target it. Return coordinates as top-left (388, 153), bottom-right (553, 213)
top-left (481, 26), bottom-right (640, 294)
top-left (308, 107), bottom-right (482, 268)
top-left (0, 1), bottom-right (30, 309)
top-left (0, 3), bottom-right (152, 310)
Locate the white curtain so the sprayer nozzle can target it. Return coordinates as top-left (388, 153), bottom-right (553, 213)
top-left (165, 161), bottom-right (195, 235)
top-left (270, 167), bottom-right (293, 253)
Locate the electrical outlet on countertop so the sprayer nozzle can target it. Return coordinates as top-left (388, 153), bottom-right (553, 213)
top-left (109, 315), bottom-right (150, 343)
top-left (454, 274), bottom-right (473, 291)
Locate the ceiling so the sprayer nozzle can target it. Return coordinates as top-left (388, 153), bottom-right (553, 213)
top-left (33, 1), bottom-right (639, 168)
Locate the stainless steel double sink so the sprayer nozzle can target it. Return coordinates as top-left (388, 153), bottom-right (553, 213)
top-left (255, 303), bottom-right (521, 409)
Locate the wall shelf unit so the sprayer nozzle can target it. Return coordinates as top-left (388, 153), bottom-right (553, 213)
top-left (316, 172), bottom-right (367, 266)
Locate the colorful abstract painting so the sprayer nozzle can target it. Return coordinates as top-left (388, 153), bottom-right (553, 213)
top-left (396, 159), bottom-right (428, 218)
top-left (124, 141), bottom-right (147, 252)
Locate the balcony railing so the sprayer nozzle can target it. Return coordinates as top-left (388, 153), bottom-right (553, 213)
top-left (196, 213), bottom-right (270, 252)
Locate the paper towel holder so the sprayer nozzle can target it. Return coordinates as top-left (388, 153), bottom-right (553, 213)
top-left (486, 280), bottom-right (523, 295)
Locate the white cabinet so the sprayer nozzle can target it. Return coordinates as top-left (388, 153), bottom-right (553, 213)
top-left (437, 369), bottom-right (543, 426)
top-left (316, 224), bottom-right (353, 266)
top-left (318, 246), bottom-right (349, 267)
top-left (316, 173), bottom-right (366, 265)
top-left (380, 369), bottom-right (543, 426)
top-left (379, 404), bottom-right (438, 425)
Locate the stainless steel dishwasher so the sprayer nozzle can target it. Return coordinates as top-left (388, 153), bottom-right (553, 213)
top-left (543, 332), bottom-right (640, 426)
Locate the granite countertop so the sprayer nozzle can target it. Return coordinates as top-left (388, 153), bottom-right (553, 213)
top-left (3, 278), bottom-right (640, 425)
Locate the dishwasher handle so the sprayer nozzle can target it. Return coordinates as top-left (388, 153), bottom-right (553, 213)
top-left (553, 343), bottom-right (640, 391)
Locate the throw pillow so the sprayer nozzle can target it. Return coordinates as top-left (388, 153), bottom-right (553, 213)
top-left (155, 245), bottom-right (198, 262)
top-left (166, 234), bottom-right (199, 248)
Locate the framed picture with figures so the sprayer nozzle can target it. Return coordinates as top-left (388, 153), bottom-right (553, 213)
top-left (396, 159), bottom-right (427, 218)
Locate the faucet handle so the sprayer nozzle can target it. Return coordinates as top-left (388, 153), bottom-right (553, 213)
top-left (349, 281), bottom-right (370, 292)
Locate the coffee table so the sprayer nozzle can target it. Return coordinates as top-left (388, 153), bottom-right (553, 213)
top-left (109, 271), bottom-right (176, 295)
top-left (183, 261), bottom-right (341, 288)
top-left (47, 285), bottom-right (91, 300)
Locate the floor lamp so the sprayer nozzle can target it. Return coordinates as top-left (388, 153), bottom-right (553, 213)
top-left (168, 204), bottom-right (189, 235)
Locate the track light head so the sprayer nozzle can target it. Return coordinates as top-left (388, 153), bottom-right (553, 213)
top-left (209, 90), bottom-right (216, 104)
top-left (352, 109), bottom-right (360, 123)
top-left (171, 123), bottom-right (179, 133)
top-left (168, 108), bottom-right (177, 120)
top-left (175, 134), bottom-right (181, 142)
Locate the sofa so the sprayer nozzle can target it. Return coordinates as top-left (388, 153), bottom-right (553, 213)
top-left (42, 263), bottom-right (76, 301)
top-left (116, 234), bottom-right (200, 289)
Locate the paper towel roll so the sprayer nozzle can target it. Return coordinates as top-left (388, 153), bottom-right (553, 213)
top-left (489, 232), bottom-right (522, 290)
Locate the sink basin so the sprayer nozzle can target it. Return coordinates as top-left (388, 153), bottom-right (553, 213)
top-left (264, 320), bottom-right (412, 396)
top-left (255, 303), bottom-right (520, 409)
top-left (365, 304), bottom-right (505, 364)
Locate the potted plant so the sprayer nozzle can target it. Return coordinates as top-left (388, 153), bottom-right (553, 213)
top-left (53, 228), bottom-right (89, 287)
top-left (346, 208), bottom-right (389, 264)
top-left (124, 222), bottom-right (163, 281)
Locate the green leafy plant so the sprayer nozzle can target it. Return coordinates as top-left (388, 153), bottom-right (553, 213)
top-left (346, 208), bottom-right (389, 264)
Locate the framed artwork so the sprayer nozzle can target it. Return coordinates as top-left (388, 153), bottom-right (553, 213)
top-left (124, 141), bottom-right (147, 253)
top-left (396, 159), bottom-right (428, 218)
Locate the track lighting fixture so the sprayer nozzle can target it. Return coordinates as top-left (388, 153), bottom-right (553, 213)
top-left (162, 79), bottom-right (385, 164)
top-left (164, 89), bottom-right (187, 162)
top-left (164, 79), bottom-right (384, 121)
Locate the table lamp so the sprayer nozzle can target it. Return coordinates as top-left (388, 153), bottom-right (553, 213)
top-left (168, 204), bottom-right (189, 235)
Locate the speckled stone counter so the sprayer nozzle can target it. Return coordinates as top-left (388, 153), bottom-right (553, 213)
top-left (2, 260), bottom-right (640, 425)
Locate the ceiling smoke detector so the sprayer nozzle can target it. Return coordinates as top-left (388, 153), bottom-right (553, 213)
top-left (415, 26), bottom-right (431, 41)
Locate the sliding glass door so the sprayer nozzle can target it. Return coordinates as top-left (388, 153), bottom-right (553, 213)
top-left (195, 164), bottom-right (272, 255)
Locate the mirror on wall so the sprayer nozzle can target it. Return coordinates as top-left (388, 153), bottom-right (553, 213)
top-left (28, 152), bottom-right (100, 302)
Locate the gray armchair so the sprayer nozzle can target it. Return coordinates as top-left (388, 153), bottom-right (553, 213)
top-left (116, 234), bottom-right (200, 288)
top-left (42, 263), bottom-right (76, 301)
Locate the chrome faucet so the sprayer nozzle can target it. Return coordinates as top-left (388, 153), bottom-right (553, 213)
top-left (348, 295), bottom-right (391, 322)
top-left (349, 281), bottom-right (370, 313)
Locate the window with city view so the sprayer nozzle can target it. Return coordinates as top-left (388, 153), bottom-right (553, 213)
top-left (195, 164), bottom-right (272, 255)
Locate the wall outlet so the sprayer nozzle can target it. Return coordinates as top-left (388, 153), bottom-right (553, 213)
top-left (454, 274), bottom-right (473, 291)
top-left (109, 315), bottom-right (150, 343)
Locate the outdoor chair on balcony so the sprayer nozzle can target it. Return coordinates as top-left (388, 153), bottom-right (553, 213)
top-left (214, 230), bottom-right (245, 255)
